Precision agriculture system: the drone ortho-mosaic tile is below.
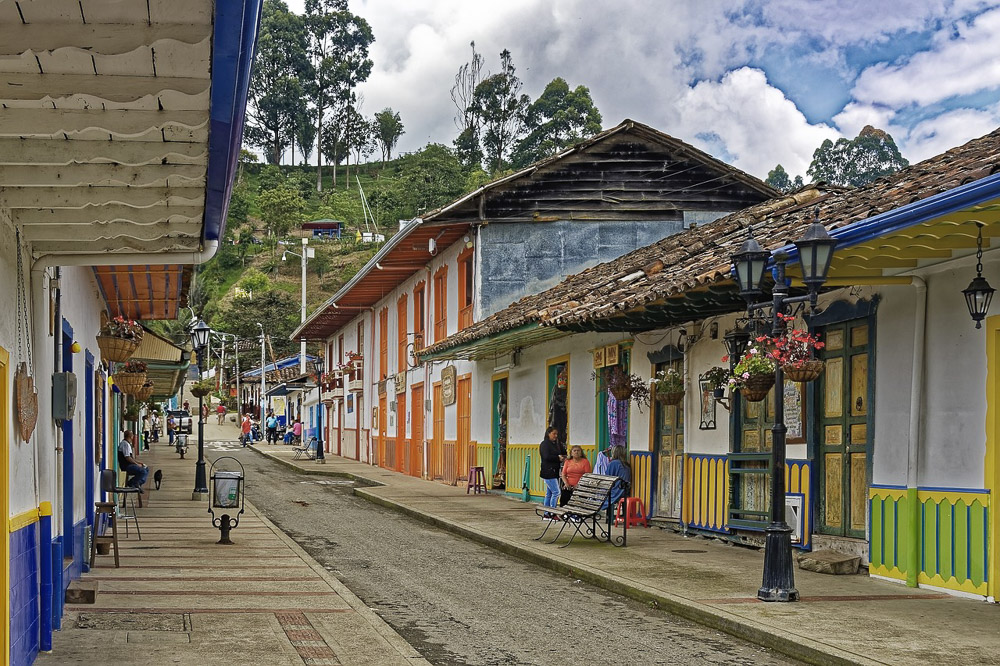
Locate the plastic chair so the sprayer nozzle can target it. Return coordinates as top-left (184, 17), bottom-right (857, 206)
top-left (614, 497), bottom-right (648, 528)
top-left (100, 469), bottom-right (142, 540)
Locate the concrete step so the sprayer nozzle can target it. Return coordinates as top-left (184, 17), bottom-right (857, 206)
top-left (797, 549), bottom-right (861, 575)
top-left (65, 580), bottom-right (98, 604)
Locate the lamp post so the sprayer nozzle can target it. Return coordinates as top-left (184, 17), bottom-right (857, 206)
top-left (257, 322), bottom-right (266, 424)
top-left (190, 318), bottom-right (211, 500)
top-left (312, 355), bottom-right (325, 463)
top-left (283, 237), bottom-right (314, 373)
top-left (731, 212), bottom-right (837, 602)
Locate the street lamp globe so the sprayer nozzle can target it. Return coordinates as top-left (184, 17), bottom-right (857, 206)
top-left (793, 210), bottom-right (837, 290)
top-left (731, 227), bottom-right (771, 300)
top-left (190, 318), bottom-right (211, 351)
top-left (312, 355), bottom-right (324, 377)
top-left (723, 325), bottom-right (751, 366)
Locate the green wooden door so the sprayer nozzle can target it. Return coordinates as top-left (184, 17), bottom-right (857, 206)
top-left (818, 320), bottom-right (872, 538)
top-left (654, 360), bottom-right (684, 519)
top-left (492, 377), bottom-right (508, 488)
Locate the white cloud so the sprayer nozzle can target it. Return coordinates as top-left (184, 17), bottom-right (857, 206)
top-left (671, 68), bottom-right (839, 177)
top-left (902, 104), bottom-right (1000, 163)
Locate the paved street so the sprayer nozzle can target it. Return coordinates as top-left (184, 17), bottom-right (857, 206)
top-left (223, 442), bottom-right (795, 665)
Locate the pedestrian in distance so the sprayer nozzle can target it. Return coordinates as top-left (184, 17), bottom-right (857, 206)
top-left (117, 430), bottom-right (149, 492)
top-left (216, 403), bottom-right (226, 425)
top-left (560, 445), bottom-right (592, 506)
top-left (151, 412), bottom-right (160, 442)
top-left (266, 411), bottom-right (278, 444)
top-left (539, 426), bottom-right (566, 515)
top-left (240, 413), bottom-right (252, 446)
top-left (141, 413), bottom-right (150, 451)
top-left (167, 415), bottom-right (176, 446)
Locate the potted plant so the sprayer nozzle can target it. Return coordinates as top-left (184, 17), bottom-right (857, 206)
top-left (727, 345), bottom-right (777, 402)
top-left (652, 368), bottom-right (685, 406)
top-left (702, 366), bottom-right (729, 398)
top-left (97, 316), bottom-right (144, 362)
top-left (112, 359), bottom-right (147, 395)
top-left (122, 402), bottom-right (140, 422)
top-left (190, 378), bottom-right (214, 398)
top-left (593, 365), bottom-right (651, 408)
top-left (771, 313), bottom-right (826, 382)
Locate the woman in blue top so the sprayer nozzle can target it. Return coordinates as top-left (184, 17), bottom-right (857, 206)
top-left (539, 427), bottom-right (566, 512)
top-left (604, 445), bottom-right (631, 509)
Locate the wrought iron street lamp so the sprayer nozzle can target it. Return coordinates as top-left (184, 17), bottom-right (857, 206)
top-left (963, 223), bottom-right (994, 329)
top-left (731, 209), bottom-right (837, 603)
top-left (189, 318), bottom-right (211, 500)
top-left (312, 355), bottom-right (325, 463)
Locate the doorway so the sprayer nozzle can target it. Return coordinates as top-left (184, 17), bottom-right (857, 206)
top-left (546, 356), bottom-right (569, 447)
top-left (61, 321), bottom-right (74, 565)
top-left (654, 359), bottom-right (683, 519)
top-left (492, 375), bottom-right (508, 489)
top-left (817, 319), bottom-right (872, 538)
top-left (411, 383), bottom-right (424, 478)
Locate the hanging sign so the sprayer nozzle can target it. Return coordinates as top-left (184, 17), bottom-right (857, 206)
top-left (14, 362), bottom-right (37, 442)
top-left (441, 365), bottom-right (456, 406)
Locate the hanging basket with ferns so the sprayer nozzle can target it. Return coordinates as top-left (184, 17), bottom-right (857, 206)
top-left (112, 371), bottom-right (147, 396)
top-left (135, 382), bottom-right (154, 401)
top-left (655, 391), bottom-right (684, 406)
top-left (190, 380), bottom-right (214, 398)
top-left (97, 335), bottom-right (139, 363)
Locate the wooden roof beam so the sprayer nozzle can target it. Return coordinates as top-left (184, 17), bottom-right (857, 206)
top-left (0, 137), bottom-right (207, 165)
top-left (0, 23), bottom-right (212, 54)
top-left (0, 186), bottom-right (204, 208)
top-left (13, 204), bottom-right (203, 225)
top-left (0, 163), bottom-right (205, 187)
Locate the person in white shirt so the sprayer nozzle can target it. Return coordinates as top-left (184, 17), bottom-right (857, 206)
top-left (117, 430), bottom-right (149, 492)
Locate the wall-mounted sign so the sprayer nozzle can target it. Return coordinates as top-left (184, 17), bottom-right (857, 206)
top-left (395, 372), bottom-right (407, 394)
top-left (604, 345), bottom-right (620, 366)
top-left (592, 348), bottom-right (605, 369)
top-left (441, 365), bottom-right (457, 406)
top-left (377, 379), bottom-right (387, 396)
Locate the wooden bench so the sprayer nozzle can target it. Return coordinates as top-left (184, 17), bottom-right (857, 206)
top-left (534, 473), bottom-right (629, 548)
top-left (293, 437), bottom-right (318, 460)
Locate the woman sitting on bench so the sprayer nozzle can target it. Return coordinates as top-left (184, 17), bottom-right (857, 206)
top-left (603, 445), bottom-right (631, 508)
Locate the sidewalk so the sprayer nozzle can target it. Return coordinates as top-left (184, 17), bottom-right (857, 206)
top-left (39, 434), bottom-right (427, 666)
top-left (252, 444), bottom-right (1000, 666)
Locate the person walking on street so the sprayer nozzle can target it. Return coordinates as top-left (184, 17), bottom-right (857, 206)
top-left (266, 411), bottom-right (278, 444)
top-left (240, 413), bottom-right (252, 446)
top-left (539, 426), bottom-right (566, 514)
top-left (216, 403), bottom-right (226, 425)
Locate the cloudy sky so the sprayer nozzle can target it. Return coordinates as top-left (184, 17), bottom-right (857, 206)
top-left (284, 0), bottom-right (1000, 179)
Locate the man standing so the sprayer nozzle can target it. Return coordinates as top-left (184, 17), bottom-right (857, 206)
top-left (167, 414), bottom-right (176, 445)
top-left (117, 430), bottom-right (149, 491)
top-left (266, 411), bottom-right (278, 445)
top-left (216, 403), bottom-right (226, 425)
top-left (240, 413), bottom-right (252, 446)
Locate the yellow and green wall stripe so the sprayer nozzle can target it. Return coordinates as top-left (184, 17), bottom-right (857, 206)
top-left (870, 485), bottom-right (989, 596)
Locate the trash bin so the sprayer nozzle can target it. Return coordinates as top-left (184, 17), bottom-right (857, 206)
top-left (212, 471), bottom-right (241, 509)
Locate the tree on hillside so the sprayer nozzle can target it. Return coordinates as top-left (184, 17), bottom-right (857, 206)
top-left (511, 77), bottom-right (602, 168)
top-left (468, 49), bottom-right (530, 174)
top-left (450, 41), bottom-right (485, 169)
top-left (257, 186), bottom-right (306, 244)
top-left (214, 290), bottom-right (300, 362)
top-left (246, 0), bottom-right (314, 164)
top-left (807, 125), bottom-right (909, 187)
top-left (765, 164), bottom-right (803, 193)
top-left (340, 103), bottom-right (374, 187)
top-left (305, 0), bottom-right (374, 192)
top-left (374, 108), bottom-right (404, 165)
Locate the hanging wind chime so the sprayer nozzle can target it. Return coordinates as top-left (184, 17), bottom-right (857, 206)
top-left (14, 229), bottom-right (38, 442)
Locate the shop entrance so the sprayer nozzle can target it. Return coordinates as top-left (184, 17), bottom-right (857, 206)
top-left (654, 359), bottom-right (683, 519)
top-left (492, 375), bottom-right (508, 489)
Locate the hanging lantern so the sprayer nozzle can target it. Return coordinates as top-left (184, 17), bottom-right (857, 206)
top-left (794, 208), bottom-right (838, 290)
top-left (963, 223), bottom-right (995, 329)
top-left (724, 325), bottom-right (751, 366)
top-left (731, 225), bottom-right (771, 300)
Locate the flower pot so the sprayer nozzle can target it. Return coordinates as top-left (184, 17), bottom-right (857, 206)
top-left (655, 391), bottom-right (684, 406)
top-left (783, 359), bottom-right (825, 383)
top-left (112, 371), bottom-right (147, 396)
top-left (190, 386), bottom-right (212, 398)
top-left (712, 387), bottom-right (726, 399)
top-left (135, 383), bottom-right (154, 401)
top-left (97, 334), bottom-right (139, 363)
top-left (741, 373), bottom-right (775, 402)
top-left (609, 385), bottom-right (633, 401)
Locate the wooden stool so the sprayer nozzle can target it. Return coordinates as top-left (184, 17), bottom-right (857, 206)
top-left (90, 502), bottom-right (120, 568)
top-left (467, 466), bottom-right (487, 494)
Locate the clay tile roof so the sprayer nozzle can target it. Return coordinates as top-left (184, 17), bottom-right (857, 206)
top-left (419, 125), bottom-right (1000, 357)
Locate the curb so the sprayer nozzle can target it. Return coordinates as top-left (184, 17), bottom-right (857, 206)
top-left (251, 446), bottom-right (879, 666)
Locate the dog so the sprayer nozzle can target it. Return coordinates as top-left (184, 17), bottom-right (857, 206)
top-left (153, 469), bottom-right (163, 490)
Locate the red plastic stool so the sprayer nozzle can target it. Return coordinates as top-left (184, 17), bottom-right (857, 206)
top-left (467, 466), bottom-right (487, 494)
top-left (614, 497), bottom-right (648, 527)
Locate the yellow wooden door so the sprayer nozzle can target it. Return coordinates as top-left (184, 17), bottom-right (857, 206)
top-left (818, 320), bottom-right (871, 538)
top-left (655, 360), bottom-right (684, 518)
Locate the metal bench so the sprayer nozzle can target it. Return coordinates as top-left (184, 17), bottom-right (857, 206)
top-left (293, 436), bottom-right (318, 460)
top-left (534, 473), bottom-right (629, 548)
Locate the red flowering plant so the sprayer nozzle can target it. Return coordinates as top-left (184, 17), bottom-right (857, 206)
top-left (101, 316), bottom-right (143, 341)
top-left (725, 344), bottom-right (776, 391)
top-left (770, 313), bottom-right (824, 369)
top-left (122, 359), bottom-right (147, 373)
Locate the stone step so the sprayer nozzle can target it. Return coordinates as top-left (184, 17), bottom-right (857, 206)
top-left (797, 549), bottom-right (861, 575)
top-left (65, 580), bottom-right (98, 604)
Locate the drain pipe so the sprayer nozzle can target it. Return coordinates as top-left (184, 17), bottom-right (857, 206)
top-left (905, 276), bottom-right (927, 587)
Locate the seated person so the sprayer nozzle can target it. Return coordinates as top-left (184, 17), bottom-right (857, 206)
top-left (602, 445), bottom-right (631, 509)
top-left (292, 419), bottom-right (302, 442)
top-left (117, 430), bottom-right (149, 492)
top-left (559, 445), bottom-right (592, 506)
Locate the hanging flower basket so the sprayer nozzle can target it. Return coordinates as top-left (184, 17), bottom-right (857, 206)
top-left (96, 334), bottom-right (139, 363)
top-left (655, 390), bottom-right (684, 406)
top-left (741, 374), bottom-right (775, 402)
top-left (783, 359), bottom-right (825, 383)
top-left (112, 371), bottom-right (147, 396)
top-left (135, 382), bottom-right (154, 401)
top-left (190, 386), bottom-right (212, 398)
